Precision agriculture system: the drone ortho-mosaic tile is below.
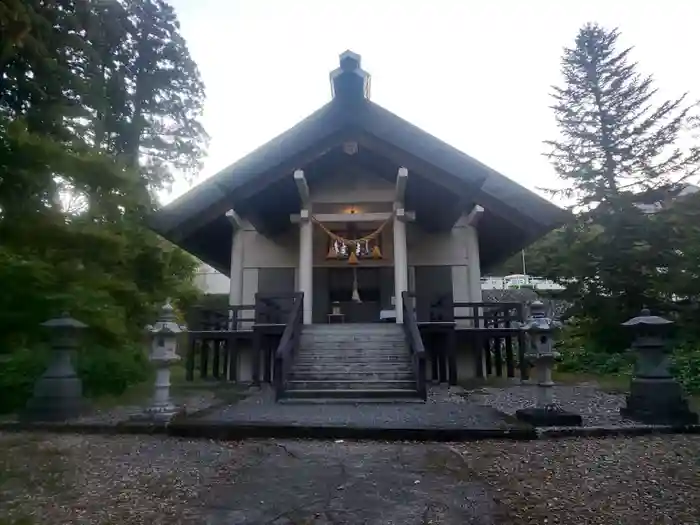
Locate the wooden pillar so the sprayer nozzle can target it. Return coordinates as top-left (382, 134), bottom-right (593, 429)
top-left (227, 210), bottom-right (244, 308)
top-left (393, 208), bottom-right (408, 323)
top-left (393, 167), bottom-right (408, 323)
top-left (299, 209), bottom-right (313, 324)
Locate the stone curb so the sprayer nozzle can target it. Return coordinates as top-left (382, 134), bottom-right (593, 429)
top-left (167, 421), bottom-right (539, 441)
top-left (538, 424), bottom-right (700, 439)
top-left (2, 419), bottom-right (699, 441)
top-left (0, 420), bottom-right (536, 441)
top-left (0, 421), bottom-right (168, 435)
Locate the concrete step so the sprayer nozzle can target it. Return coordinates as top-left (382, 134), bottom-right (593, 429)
top-left (290, 371), bottom-right (415, 381)
top-left (302, 323), bottom-right (403, 331)
top-left (294, 354), bottom-right (411, 365)
top-left (300, 339), bottom-right (406, 346)
top-left (300, 348), bottom-right (407, 353)
top-left (280, 388), bottom-right (421, 400)
top-left (299, 339), bottom-right (406, 345)
top-left (278, 397), bottom-right (425, 405)
top-left (286, 379), bottom-right (417, 390)
top-left (298, 348), bottom-right (408, 355)
top-left (291, 364), bottom-right (414, 373)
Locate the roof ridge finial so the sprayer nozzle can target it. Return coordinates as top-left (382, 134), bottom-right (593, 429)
top-left (330, 50), bottom-right (371, 101)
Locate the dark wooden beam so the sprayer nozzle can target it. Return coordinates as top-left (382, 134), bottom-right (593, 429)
top-left (431, 197), bottom-right (478, 231)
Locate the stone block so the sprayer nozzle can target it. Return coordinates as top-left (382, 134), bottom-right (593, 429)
top-left (515, 406), bottom-right (583, 427)
top-left (620, 378), bottom-right (699, 425)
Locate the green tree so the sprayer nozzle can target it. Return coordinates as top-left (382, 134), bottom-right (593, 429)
top-left (0, 0), bottom-right (205, 411)
top-left (539, 23), bottom-right (700, 352)
top-left (546, 24), bottom-right (699, 211)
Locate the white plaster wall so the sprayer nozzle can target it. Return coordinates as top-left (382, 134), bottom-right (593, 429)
top-left (194, 264), bottom-right (230, 295)
top-left (235, 343), bottom-right (254, 382)
top-left (456, 350), bottom-right (476, 380)
top-left (451, 265), bottom-right (471, 326)
top-left (239, 268), bottom-right (258, 329)
top-left (406, 224), bottom-right (469, 266)
top-left (241, 227), bottom-right (298, 269)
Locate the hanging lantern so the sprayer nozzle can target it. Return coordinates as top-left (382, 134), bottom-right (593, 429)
top-left (372, 244), bottom-right (382, 259)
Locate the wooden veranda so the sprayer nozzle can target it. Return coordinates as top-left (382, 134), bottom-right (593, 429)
top-left (184, 293), bottom-right (530, 387)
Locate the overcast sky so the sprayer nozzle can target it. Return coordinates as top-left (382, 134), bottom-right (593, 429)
top-left (163, 0), bottom-right (699, 206)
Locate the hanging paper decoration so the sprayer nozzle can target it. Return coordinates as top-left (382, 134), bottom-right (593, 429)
top-left (351, 267), bottom-right (362, 303)
top-left (313, 212), bottom-right (393, 265)
top-left (327, 243), bottom-right (337, 259)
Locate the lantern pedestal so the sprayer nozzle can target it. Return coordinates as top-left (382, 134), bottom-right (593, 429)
top-left (515, 354), bottom-right (582, 427)
top-left (132, 301), bottom-right (186, 422)
top-left (132, 356), bottom-right (184, 422)
top-left (620, 309), bottom-right (698, 425)
top-left (514, 301), bottom-right (582, 427)
top-left (22, 313), bottom-right (88, 422)
top-left (621, 378), bottom-right (698, 425)
top-left (23, 353), bottom-right (87, 421)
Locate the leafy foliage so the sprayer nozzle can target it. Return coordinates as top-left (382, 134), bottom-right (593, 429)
top-left (0, 0), bottom-right (205, 412)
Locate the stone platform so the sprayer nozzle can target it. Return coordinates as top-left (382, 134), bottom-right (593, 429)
top-left (2, 384), bottom-right (699, 442)
top-left (170, 386), bottom-right (534, 440)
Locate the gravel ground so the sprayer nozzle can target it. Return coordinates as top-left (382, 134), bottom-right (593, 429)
top-left (450, 435), bottom-right (700, 524)
top-left (0, 432), bottom-right (243, 524)
top-left (1, 432), bottom-right (698, 524)
top-left (464, 383), bottom-right (640, 426)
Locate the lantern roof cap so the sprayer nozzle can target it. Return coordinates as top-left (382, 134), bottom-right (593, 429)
top-left (41, 312), bottom-right (88, 330)
top-left (621, 308), bottom-right (673, 327)
top-left (146, 301), bottom-right (185, 334)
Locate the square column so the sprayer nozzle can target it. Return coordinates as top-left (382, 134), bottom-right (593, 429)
top-left (393, 208), bottom-right (408, 323)
top-left (299, 209), bottom-right (313, 324)
top-left (228, 229), bottom-right (244, 306)
top-left (466, 225), bottom-right (482, 303)
top-left (227, 210), bottom-right (245, 307)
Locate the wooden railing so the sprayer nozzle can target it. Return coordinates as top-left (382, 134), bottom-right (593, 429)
top-left (402, 291), bottom-right (427, 401)
top-left (272, 292), bottom-right (304, 401)
top-left (452, 301), bottom-right (528, 380)
top-left (185, 304), bottom-right (256, 381)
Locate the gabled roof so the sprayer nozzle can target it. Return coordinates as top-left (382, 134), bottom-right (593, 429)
top-left (150, 51), bottom-right (569, 271)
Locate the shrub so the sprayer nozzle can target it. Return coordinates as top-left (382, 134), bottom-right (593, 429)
top-left (76, 342), bottom-right (152, 398)
top-left (671, 339), bottom-right (700, 395)
top-left (0, 341), bottom-right (152, 415)
top-left (0, 346), bottom-right (50, 414)
top-left (555, 319), bottom-right (700, 395)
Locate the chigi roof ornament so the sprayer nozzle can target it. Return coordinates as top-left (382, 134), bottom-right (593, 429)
top-left (329, 50), bottom-right (371, 101)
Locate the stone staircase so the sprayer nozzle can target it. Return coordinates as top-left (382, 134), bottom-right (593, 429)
top-left (279, 323), bottom-right (423, 403)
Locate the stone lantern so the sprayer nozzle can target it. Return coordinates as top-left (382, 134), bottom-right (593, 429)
top-left (23, 312), bottom-right (88, 421)
top-left (136, 301), bottom-right (185, 421)
top-left (620, 309), bottom-right (698, 425)
top-left (515, 301), bottom-right (582, 426)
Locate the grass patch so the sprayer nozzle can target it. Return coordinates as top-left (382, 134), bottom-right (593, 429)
top-left (90, 364), bottom-right (250, 412)
top-left (552, 371), bottom-right (630, 392)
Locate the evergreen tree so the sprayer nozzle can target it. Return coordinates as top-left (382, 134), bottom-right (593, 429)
top-left (546, 23), bottom-right (700, 211)
top-left (541, 23), bottom-right (700, 350)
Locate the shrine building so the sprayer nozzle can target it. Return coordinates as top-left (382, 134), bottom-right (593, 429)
top-left (149, 51), bottom-right (567, 393)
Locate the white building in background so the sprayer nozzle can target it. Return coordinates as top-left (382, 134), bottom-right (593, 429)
top-left (480, 274), bottom-right (565, 291)
top-left (194, 263), bottom-right (230, 295)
